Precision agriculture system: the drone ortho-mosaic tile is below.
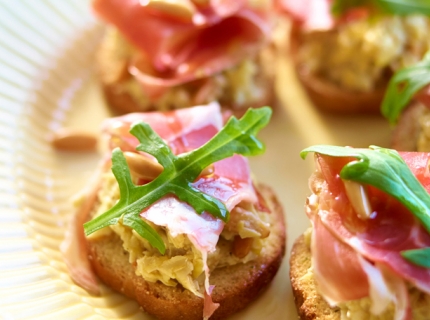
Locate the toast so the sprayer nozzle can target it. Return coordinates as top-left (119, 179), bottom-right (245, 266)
top-left (86, 181), bottom-right (286, 320)
top-left (290, 234), bottom-right (341, 320)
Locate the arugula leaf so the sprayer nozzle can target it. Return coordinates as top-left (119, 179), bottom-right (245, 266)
top-left (331, 0), bottom-right (372, 16)
top-left (301, 145), bottom-right (430, 268)
top-left (332, 0), bottom-right (430, 16)
top-left (84, 107), bottom-right (272, 254)
top-left (376, 0), bottom-right (430, 15)
top-left (401, 248), bottom-right (430, 268)
top-left (381, 51), bottom-right (430, 124)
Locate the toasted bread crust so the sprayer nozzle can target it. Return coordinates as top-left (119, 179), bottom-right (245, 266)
top-left (290, 23), bottom-right (386, 114)
top-left (96, 30), bottom-right (276, 115)
top-left (87, 183), bottom-right (286, 320)
top-left (290, 235), bottom-right (340, 320)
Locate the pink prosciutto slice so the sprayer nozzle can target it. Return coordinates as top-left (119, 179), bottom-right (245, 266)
top-left (307, 151), bottom-right (430, 319)
top-left (310, 213), bottom-right (369, 303)
top-left (310, 211), bottom-right (412, 319)
top-left (92, 0), bottom-right (271, 99)
top-left (102, 101), bottom-right (223, 153)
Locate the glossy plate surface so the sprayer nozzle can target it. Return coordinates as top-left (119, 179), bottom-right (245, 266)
top-left (0, 1), bottom-right (392, 319)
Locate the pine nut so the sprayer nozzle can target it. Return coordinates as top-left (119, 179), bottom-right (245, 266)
top-left (343, 180), bottom-right (373, 219)
top-left (191, 0), bottom-right (209, 4)
top-left (123, 152), bottom-right (164, 181)
top-left (232, 236), bottom-right (253, 258)
top-left (51, 129), bottom-right (98, 152)
top-left (124, 151), bottom-right (215, 182)
top-left (145, 0), bottom-right (196, 22)
top-left (198, 164), bottom-right (214, 178)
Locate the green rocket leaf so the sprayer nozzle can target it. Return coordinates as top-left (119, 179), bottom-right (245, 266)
top-left (381, 51), bottom-right (430, 124)
top-left (332, 0), bottom-right (430, 16)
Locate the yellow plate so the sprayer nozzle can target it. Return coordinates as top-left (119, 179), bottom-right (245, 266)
top-left (0, 1), bottom-right (392, 319)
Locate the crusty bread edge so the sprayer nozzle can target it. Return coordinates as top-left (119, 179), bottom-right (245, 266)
top-left (289, 234), bottom-right (340, 320)
top-left (86, 183), bottom-right (286, 320)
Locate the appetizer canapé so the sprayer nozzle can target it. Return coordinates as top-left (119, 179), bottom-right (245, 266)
top-left (291, 145), bottom-right (430, 320)
top-left (61, 103), bottom-right (286, 320)
top-left (278, 0), bottom-right (430, 113)
top-left (92, 0), bottom-right (276, 114)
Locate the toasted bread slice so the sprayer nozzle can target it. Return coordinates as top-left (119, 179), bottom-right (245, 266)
top-left (290, 234), bottom-right (340, 320)
top-left (96, 29), bottom-right (275, 115)
top-left (86, 183), bottom-right (286, 320)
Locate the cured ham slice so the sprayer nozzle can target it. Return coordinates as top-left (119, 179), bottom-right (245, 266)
top-left (307, 151), bottom-right (430, 319)
top-left (310, 213), bottom-right (369, 303)
top-left (102, 101), bottom-right (223, 153)
top-left (193, 155), bottom-right (257, 211)
top-left (142, 200), bottom-right (224, 253)
top-left (92, 0), bottom-right (271, 98)
top-left (310, 213), bottom-right (412, 320)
